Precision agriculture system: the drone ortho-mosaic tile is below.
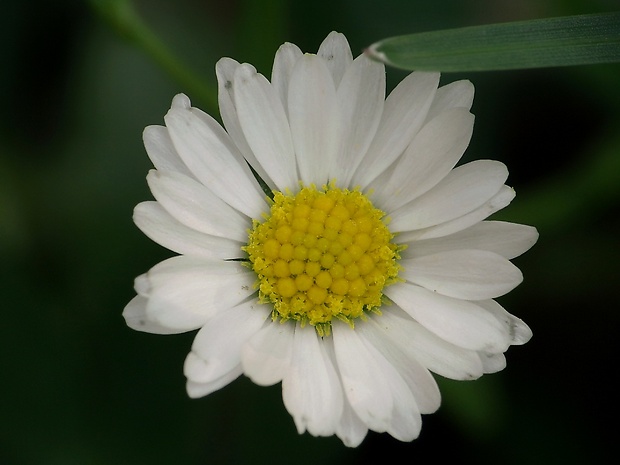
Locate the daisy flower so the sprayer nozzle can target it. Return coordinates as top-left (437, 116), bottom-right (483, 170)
top-left (123, 31), bottom-right (538, 447)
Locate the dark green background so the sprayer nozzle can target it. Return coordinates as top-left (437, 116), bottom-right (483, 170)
top-left (1, 0), bottom-right (618, 463)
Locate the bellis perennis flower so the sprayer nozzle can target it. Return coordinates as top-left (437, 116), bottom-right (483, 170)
top-left (123, 31), bottom-right (538, 447)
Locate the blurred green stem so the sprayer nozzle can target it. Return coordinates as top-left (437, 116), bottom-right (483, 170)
top-left (89, 0), bottom-right (218, 114)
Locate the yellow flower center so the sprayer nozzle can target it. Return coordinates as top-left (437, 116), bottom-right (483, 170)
top-left (245, 185), bottom-right (401, 336)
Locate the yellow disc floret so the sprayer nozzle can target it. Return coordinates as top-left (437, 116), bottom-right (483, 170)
top-left (245, 185), bottom-right (401, 336)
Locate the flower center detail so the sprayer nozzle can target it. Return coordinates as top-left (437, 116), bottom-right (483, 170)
top-left (245, 185), bottom-right (401, 336)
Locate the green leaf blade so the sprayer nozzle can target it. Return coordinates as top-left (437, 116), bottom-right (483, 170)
top-left (366, 12), bottom-right (620, 72)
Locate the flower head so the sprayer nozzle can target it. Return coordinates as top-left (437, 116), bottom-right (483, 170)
top-left (124, 31), bottom-right (538, 447)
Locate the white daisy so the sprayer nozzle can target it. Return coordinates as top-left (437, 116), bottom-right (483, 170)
top-left (123, 31), bottom-right (538, 447)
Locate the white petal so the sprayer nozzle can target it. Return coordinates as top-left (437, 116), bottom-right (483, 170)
top-left (133, 201), bottom-right (244, 259)
top-left (143, 125), bottom-right (194, 178)
top-left (288, 54), bottom-right (341, 185)
top-left (186, 366), bottom-right (242, 399)
top-left (242, 320), bottom-right (295, 386)
top-left (271, 42), bottom-right (303, 112)
top-left (184, 299), bottom-right (269, 383)
top-left (332, 321), bottom-right (392, 432)
top-left (370, 310), bottom-right (484, 380)
top-left (171, 93), bottom-right (191, 109)
top-left (400, 249), bottom-right (523, 300)
top-left (143, 256), bottom-right (256, 331)
top-left (319, 340), bottom-right (369, 447)
top-left (395, 185), bottom-right (516, 242)
top-left (401, 220), bottom-right (540, 260)
top-left (164, 101), bottom-right (266, 218)
top-left (386, 282), bottom-right (510, 353)
top-left (477, 299), bottom-right (533, 346)
top-left (478, 351), bottom-right (507, 374)
top-left (335, 54), bottom-right (385, 185)
top-left (282, 325), bottom-right (344, 437)
top-left (426, 79), bottom-right (475, 121)
top-left (233, 63), bottom-right (298, 191)
top-left (336, 399), bottom-right (368, 448)
top-left (390, 160), bottom-right (508, 232)
top-left (352, 71), bottom-right (440, 189)
top-left (332, 320), bottom-right (395, 433)
top-left (122, 295), bottom-right (184, 334)
top-left (146, 170), bottom-right (249, 241)
top-left (357, 318), bottom-right (441, 414)
top-left (371, 108), bottom-right (474, 211)
top-left (317, 31), bottom-right (353, 86)
top-left (216, 57), bottom-right (277, 191)
top-left (332, 321), bottom-right (421, 441)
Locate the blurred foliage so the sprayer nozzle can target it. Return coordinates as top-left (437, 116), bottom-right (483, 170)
top-left (1, 0), bottom-right (618, 464)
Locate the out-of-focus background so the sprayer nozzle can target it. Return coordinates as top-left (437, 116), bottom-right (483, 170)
top-left (1, 0), bottom-right (618, 463)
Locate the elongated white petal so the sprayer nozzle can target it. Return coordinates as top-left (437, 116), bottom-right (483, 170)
top-left (426, 79), bottom-right (475, 121)
top-left (282, 325), bottom-right (344, 436)
top-left (143, 256), bottom-right (256, 331)
top-left (143, 125), bottom-right (194, 178)
top-left (133, 201), bottom-right (244, 259)
top-left (271, 42), bottom-right (303, 112)
top-left (320, 339), bottom-right (369, 447)
top-left (146, 170), bottom-right (249, 241)
top-left (371, 108), bottom-right (474, 211)
top-left (395, 185), bottom-right (516, 242)
top-left (390, 160), bottom-right (508, 232)
top-left (479, 351), bottom-right (507, 374)
top-left (288, 54), bottom-right (341, 186)
top-left (184, 299), bottom-right (268, 383)
top-left (336, 399), bottom-right (368, 448)
top-left (477, 299), bottom-right (533, 346)
top-left (332, 320), bottom-right (394, 432)
top-left (164, 99), bottom-right (266, 218)
top-left (401, 220), bottom-right (539, 260)
top-left (352, 72), bottom-right (440, 188)
top-left (386, 282), bottom-right (510, 353)
top-left (357, 319), bottom-right (441, 414)
top-left (370, 310), bottom-right (484, 380)
top-left (234, 64), bottom-right (298, 191)
top-left (334, 323), bottom-right (422, 441)
top-left (216, 57), bottom-right (277, 191)
top-left (123, 295), bottom-right (184, 334)
top-left (242, 320), bottom-right (295, 386)
top-left (335, 55), bottom-right (385, 185)
top-left (317, 31), bottom-right (353, 86)
top-left (186, 366), bottom-right (243, 399)
top-left (400, 249), bottom-right (523, 300)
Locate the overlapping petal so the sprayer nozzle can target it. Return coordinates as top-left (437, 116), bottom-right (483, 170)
top-left (352, 71), bottom-right (440, 188)
top-left (233, 63), bottom-right (298, 190)
top-left (282, 325), bottom-right (344, 437)
top-left (288, 54), bottom-right (341, 186)
top-left (133, 201), bottom-right (244, 259)
top-left (370, 107), bottom-right (474, 211)
top-left (216, 57), bottom-right (278, 191)
top-left (390, 160), bottom-right (508, 232)
top-left (184, 300), bottom-right (269, 384)
top-left (139, 256), bottom-right (256, 332)
top-left (401, 220), bottom-right (540, 260)
top-left (334, 55), bottom-right (385, 185)
top-left (399, 249), bottom-right (523, 300)
top-left (146, 169), bottom-right (250, 241)
top-left (386, 282), bottom-right (511, 353)
top-left (164, 96), bottom-right (266, 218)
top-left (242, 319), bottom-right (295, 386)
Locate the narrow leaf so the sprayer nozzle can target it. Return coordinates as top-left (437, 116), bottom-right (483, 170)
top-left (366, 12), bottom-right (620, 72)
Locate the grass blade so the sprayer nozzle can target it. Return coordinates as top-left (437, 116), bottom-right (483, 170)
top-left (366, 12), bottom-right (620, 72)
